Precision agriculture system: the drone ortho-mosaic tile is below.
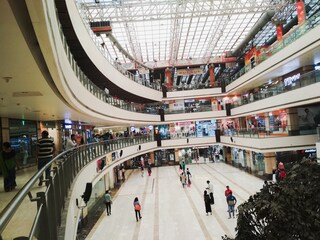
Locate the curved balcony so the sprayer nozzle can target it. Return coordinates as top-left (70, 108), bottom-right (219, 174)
top-left (0, 129), bottom-right (317, 239)
top-left (226, 65), bottom-right (320, 119)
top-left (57, 0), bottom-right (162, 101)
top-left (0, 135), bottom-right (154, 240)
top-left (224, 11), bottom-right (320, 87)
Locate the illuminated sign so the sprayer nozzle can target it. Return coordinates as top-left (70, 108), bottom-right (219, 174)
top-left (284, 73), bottom-right (301, 87)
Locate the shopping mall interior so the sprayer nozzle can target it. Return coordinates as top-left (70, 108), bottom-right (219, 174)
top-left (0, 0), bottom-right (320, 239)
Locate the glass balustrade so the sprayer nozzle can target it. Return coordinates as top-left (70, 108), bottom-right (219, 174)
top-left (231, 69), bottom-right (320, 108)
top-left (221, 125), bottom-right (318, 138)
top-left (224, 11), bottom-right (320, 85)
top-left (164, 105), bottom-right (215, 114)
top-left (0, 135), bottom-right (153, 240)
top-left (166, 81), bottom-right (222, 92)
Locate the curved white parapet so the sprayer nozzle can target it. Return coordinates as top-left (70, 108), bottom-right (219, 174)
top-left (165, 110), bottom-right (227, 122)
top-left (65, 1), bottom-right (163, 102)
top-left (226, 24), bottom-right (320, 93)
top-left (166, 87), bottom-right (223, 100)
top-left (65, 141), bottom-right (158, 240)
top-left (231, 82), bottom-right (320, 117)
top-left (221, 134), bottom-right (318, 153)
top-left (27, 0), bottom-right (161, 125)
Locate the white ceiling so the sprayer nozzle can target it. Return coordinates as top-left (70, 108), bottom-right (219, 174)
top-left (0, 0), bottom-right (319, 127)
top-left (0, 1), bottom-right (121, 126)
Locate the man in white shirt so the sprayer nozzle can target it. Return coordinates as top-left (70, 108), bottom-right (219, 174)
top-left (65, 134), bottom-right (77, 150)
top-left (206, 180), bottom-right (214, 204)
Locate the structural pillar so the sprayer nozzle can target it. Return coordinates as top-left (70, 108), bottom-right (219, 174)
top-left (296, 0), bottom-right (306, 25)
top-left (264, 152), bottom-right (277, 178)
top-left (276, 23), bottom-right (284, 41)
top-left (287, 108), bottom-right (300, 136)
top-left (1, 117), bottom-right (10, 142)
top-left (264, 113), bottom-right (271, 135)
top-left (209, 64), bottom-right (215, 87)
top-left (174, 148), bottom-right (180, 164)
top-left (149, 151), bottom-right (155, 165)
top-left (165, 67), bottom-right (172, 88)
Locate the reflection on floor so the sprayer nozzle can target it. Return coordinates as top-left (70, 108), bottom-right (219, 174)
top-left (87, 162), bottom-right (263, 240)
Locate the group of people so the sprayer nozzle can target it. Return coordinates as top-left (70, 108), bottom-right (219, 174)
top-left (0, 130), bottom-right (57, 191)
top-left (104, 190), bottom-right (143, 222)
top-left (140, 155), bottom-right (152, 177)
top-left (179, 161), bottom-right (192, 188)
top-left (203, 182), bottom-right (237, 219)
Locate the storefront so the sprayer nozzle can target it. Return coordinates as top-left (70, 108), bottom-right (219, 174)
top-left (9, 119), bottom-right (38, 166)
top-left (154, 125), bottom-right (170, 140)
top-left (276, 148), bottom-right (317, 169)
top-left (283, 65), bottom-right (315, 91)
top-left (169, 121), bottom-right (196, 138)
top-left (252, 152), bottom-right (265, 176)
top-left (154, 149), bottom-right (175, 166)
top-left (231, 148), bottom-right (247, 168)
top-left (195, 120), bottom-right (216, 137)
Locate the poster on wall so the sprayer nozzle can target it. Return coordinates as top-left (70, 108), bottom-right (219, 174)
top-left (297, 106), bottom-right (320, 130)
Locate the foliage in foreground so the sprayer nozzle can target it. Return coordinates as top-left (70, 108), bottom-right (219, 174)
top-left (222, 159), bottom-right (320, 240)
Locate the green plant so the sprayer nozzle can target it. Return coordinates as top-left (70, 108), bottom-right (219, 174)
top-left (222, 159), bottom-right (320, 240)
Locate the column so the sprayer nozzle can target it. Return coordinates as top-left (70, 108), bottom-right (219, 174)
top-left (174, 148), bottom-right (180, 164)
top-left (296, 0), bottom-right (306, 25)
top-left (265, 113), bottom-right (270, 135)
top-left (264, 152), bottom-right (277, 177)
top-left (245, 151), bottom-right (252, 173)
top-left (149, 151), bottom-right (155, 165)
top-left (209, 64), bottom-right (215, 87)
top-left (287, 108), bottom-right (300, 136)
top-left (276, 23), bottom-right (284, 41)
top-left (1, 117), bottom-right (10, 142)
top-left (165, 68), bottom-right (172, 88)
top-left (109, 170), bottom-right (115, 189)
top-left (224, 146), bottom-right (232, 164)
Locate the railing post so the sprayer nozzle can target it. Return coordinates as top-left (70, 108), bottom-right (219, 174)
top-left (46, 177), bottom-right (58, 239)
top-left (36, 192), bottom-right (51, 240)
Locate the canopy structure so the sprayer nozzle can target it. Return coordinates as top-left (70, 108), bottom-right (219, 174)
top-left (78, 0), bottom-right (319, 68)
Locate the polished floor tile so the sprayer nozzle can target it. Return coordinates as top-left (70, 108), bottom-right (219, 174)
top-left (87, 162), bottom-right (264, 240)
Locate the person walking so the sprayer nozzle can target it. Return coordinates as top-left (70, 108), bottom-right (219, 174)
top-left (141, 165), bottom-right (144, 177)
top-left (37, 130), bottom-right (55, 186)
top-left (181, 161), bottom-right (186, 172)
top-left (104, 190), bottom-right (112, 215)
top-left (186, 168), bottom-right (192, 187)
top-left (0, 142), bottom-right (18, 192)
top-left (147, 164), bottom-right (152, 176)
top-left (206, 180), bottom-right (214, 204)
top-left (204, 190), bottom-right (212, 215)
top-left (133, 197), bottom-right (142, 222)
top-left (180, 172), bottom-right (187, 188)
top-left (227, 192), bottom-right (237, 219)
top-left (121, 164), bottom-right (126, 181)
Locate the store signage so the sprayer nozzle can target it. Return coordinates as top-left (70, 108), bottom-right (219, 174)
top-left (176, 68), bottom-right (203, 76)
top-left (284, 73), bottom-right (300, 87)
top-left (304, 149), bottom-right (316, 153)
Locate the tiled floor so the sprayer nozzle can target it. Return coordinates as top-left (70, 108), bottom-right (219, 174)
top-left (87, 162), bottom-right (264, 240)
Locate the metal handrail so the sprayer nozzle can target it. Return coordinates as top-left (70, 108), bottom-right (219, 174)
top-left (0, 135), bottom-right (153, 239)
top-left (230, 69), bottom-right (320, 108)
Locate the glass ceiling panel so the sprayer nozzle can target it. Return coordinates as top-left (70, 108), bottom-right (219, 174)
top-left (78, 0), bottom-right (298, 66)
